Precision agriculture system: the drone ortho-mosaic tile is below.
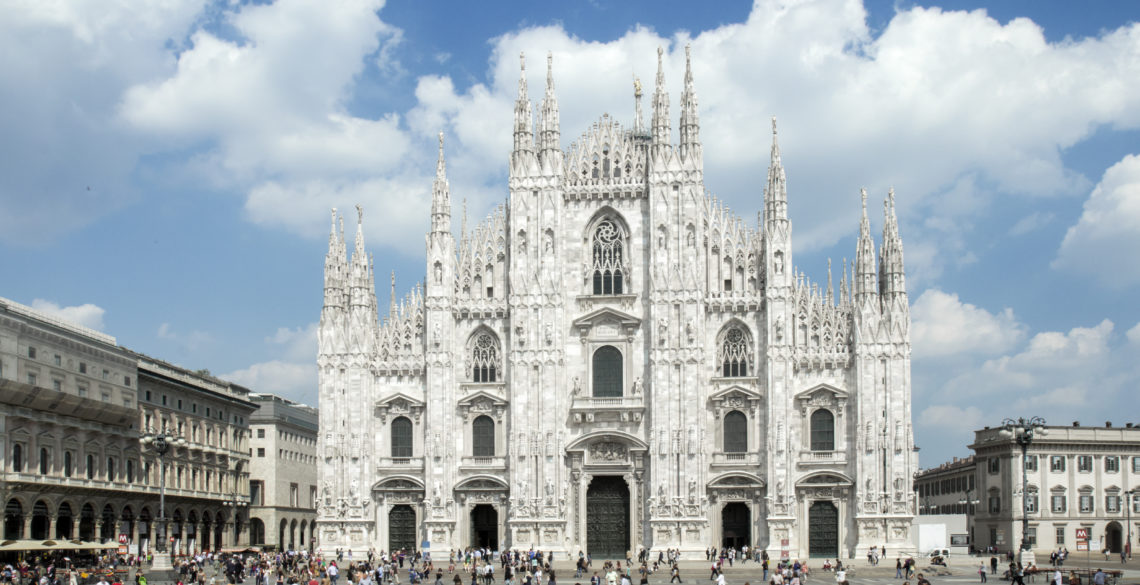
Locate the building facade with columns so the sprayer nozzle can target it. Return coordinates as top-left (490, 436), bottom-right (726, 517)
top-left (0, 295), bottom-right (254, 555)
top-left (970, 422), bottom-right (1140, 556)
top-left (248, 393), bottom-right (319, 552)
top-left (317, 48), bottom-right (918, 558)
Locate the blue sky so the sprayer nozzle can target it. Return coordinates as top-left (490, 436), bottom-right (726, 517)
top-left (2, 0), bottom-right (1139, 467)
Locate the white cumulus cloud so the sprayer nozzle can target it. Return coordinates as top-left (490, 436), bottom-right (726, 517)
top-left (29, 299), bottom-right (106, 331)
top-left (1054, 154), bottom-right (1140, 288)
top-left (221, 360), bottom-right (318, 406)
top-left (910, 289), bottom-right (1026, 358)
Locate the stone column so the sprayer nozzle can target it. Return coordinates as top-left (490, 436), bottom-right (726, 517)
top-left (48, 515), bottom-right (58, 540)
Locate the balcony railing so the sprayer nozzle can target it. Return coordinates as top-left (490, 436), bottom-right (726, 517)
top-left (459, 456), bottom-right (507, 469)
top-left (800, 450), bottom-right (846, 464)
top-left (376, 456), bottom-right (424, 468)
top-left (712, 452), bottom-right (761, 466)
top-left (571, 396), bottom-right (645, 409)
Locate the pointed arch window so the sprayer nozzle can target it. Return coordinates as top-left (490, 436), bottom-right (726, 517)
top-left (718, 325), bottom-right (752, 377)
top-left (472, 415), bottom-right (495, 457)
top-left (592, 345), bottom-right (623, 398)
top-left (391, 417), bottom-right (413, 458)
top-left (591, 218), bottom-right (628, 295)
top-left (810, 409), bottom-right (835, 451)
top-left (470, 333), bottom-right (500, 383)
top-left (723, 410), bottom-right (747, 453)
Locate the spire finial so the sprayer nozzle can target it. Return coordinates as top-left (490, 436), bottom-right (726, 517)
top-left (889, 186), bottom-right (896, 210)
top-left (860, 188), bottom-right (868, 212)
top-left (436, 131), bottom-right (446, 177)
top-left (355, 203), bottom-right (363, 225)
top-left (330, 207), bottom-right (337, 236)
top-left (772, 116), bottom-right (778, 136)
top-left (461, 198), bottom-right (468, 239)
top-left (520, 51), bottom-right (525, 73)
top-left (546, 51), bottom-right (554, 89)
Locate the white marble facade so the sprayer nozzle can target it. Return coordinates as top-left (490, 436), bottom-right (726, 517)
top-left (316, 47), bottom-right (917, 558)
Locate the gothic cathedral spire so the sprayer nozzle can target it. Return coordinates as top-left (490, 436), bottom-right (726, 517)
top-left (537, 52), bottom-right (562, 170)
top-left (514, 52), bottom-right (533, 155)
top-left (678, 44), bottom-right (701, 162)
top-left (855, 188), bottom-right (878, 303)
top-left (879, 188), bottom-right (907, 300)
top-left (651, 46), bottom-right (671, 149)
top-left (431, 132), bottom-right (451, 234)
top-left (764, 118), bottom-right (787, 223)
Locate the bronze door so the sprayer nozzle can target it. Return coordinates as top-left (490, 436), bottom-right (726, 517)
top-left (586, 476), bottom-right (630, 558)
top-left (808, 501), bottom-right (838, 557)
top-left (389, 505), bottom-right (416, 552)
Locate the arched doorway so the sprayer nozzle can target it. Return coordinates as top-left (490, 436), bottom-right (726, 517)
top-left (4, 499), bottom-right (24, 539)
top-left (101, 504), bottom-right (116, 541)
top-left (808, 501), bottom-right (839, 558)
top-left (31, 500), bottom-right (50, 540)
top-left (214, 512), bottom-right (224, 551)
top-left (1107, 522), bottom-right (1123, 553)
top-left (389, 505), bottom-right (416, 552)
top-left (587, 476), bottom-right (629, 558)
top-left (138, 507), bottom-right (152, 556)
top-left (57, 503), bottom-right (75, 539)
top-left (470, 505), bottom-right (498, 550)
top-left (279, 519), bottom-right (287, 550)
top-left (79, 503), bottom-right (96, 541)
top-left (721, 502), bottom-right (750, 549)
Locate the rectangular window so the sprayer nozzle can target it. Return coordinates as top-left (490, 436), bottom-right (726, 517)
top-left (989, 495), bottom-right (1001, 514)
top-left (1025, 455), bottom-right (1038, 471)
top-left (1079, 494), bottom-right (1094, 513)
top-left (1106, 495), bottom-right (1121, 513)
top-left (1056, 526), bottom-right (1065, 545)
top-left (79, 362), bottom-right (86, 374)
top-left (124, 376), bottom-right (131, 387)
top-left (101, 392), bottom-right (110, 402)
top-left (257, 448), bottom-right (265, 457)
top-left (1026, 526), bottom-right (1037, 546)
top-left (52, 379), bottom-right (62, 391)
top-left (145, 390), bottom-right (151, 401)
top-left (54, 354), bottom-right (61, 366)
top-left (988, 458), bottom-right (1000, 474)
top-left (250, 480), bottom-right (263, 506)
top-left (1133, 457), bottom-right (1140, 473)
top-left (1134, 493), bottom-right (1140, 514)
top-left (1078, 455), bottom-right (1092, 472)
top-left (102, 369), bottom-right (109, 380)
top-left (162, 395), bottom-right (167, 406)
top-left (28, 346), bottom-right (36, 359)
top-left (257, 428), bottom-right (265, 438)
top-left (310, 485), bottom-right (318, 508)
top-left (1105, 456), bottom-right (1120, 473)
top-left (1051, 456), bottom-right (1066, 472)
top-left (178, 399), bottom-right (182, 410)
top-left (192, 403), bottom-right (197, 413)
top-left (1026, 493), bottom-right (1039, 513)
top-left (78, 386), bottom-right (87, 398)
top-left (27, 373), bottom-right (37, 386)
top-left (290, 483), bottom-right (299, 507)
top-left (1052, 495), bottom-right (1067, 513)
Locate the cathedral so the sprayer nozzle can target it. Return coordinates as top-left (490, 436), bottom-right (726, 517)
top-left (316, 47), bottom-right (917, 559)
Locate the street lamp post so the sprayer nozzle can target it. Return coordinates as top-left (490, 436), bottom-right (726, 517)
top-left (142, 427), bottom-right (187, 572)
top-left (999, 416), bottom-right (1047, 567)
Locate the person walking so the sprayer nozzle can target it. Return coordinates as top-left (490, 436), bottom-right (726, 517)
top-left (897, 559), bottom-right (904, 579)
top-left (979, 563), bottom-right (987, 583)
top-left (670, 565), bottom-right (682, 584)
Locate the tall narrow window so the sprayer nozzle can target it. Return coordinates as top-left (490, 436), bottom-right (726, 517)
top-left (86, 454), bottom-right (95, 480)
top-left (391, 417), bottom-right (413, 458)
top-left (470, 333), bottom-right (500, 383)
top-left (723, 410), bottom-right (747, 453)
top-left (591, 218), bottom-right (627, 295)
top-left (472, 415), bottom-right (495, 457)
top-left (810, 409), bottom-right (835, 451)
top-left (718, 326), bottom-right (752, 377)
top-left (12, 444), bottom-right (22, 472)
top-left (591, 346), bottom-right (623, 398)
top-left (39, 448), bottom-right (49, 475)
top-left (63, 452), bottom-right (73, 478)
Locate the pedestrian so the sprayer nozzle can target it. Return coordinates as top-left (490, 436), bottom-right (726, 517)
top-left (979, 563), bottom-right (987, 583)
top-left (897, 559), bottom-right (903, 579)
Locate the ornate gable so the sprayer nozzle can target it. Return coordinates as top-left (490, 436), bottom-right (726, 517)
top-left (795, 384), bottom-right (848, 416)
top-left (456, 390), bottom-right (508, 422)
top-left (374, 392), bottom-right (425, 423)
top-left (571, 307), bottom-right (640, 342)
